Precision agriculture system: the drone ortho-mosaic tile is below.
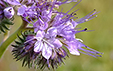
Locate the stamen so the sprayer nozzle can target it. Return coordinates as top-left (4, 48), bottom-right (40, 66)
top-left (79, 51), bottom-right (100, 58)
top-left (74, 28), bottom-right (88, 33)
top-left (84, 28), bottom-right (87, 31)
top-left (24, 37), bottom-right (36, 44)
top-left (62, 0), bottom-right (81, 17)
top-left (77, 9), bottom-right (99, 23)
top-left (84, 46), bottom-right (103, 54)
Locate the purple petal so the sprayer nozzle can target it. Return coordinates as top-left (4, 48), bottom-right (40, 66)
top-left (34, 19), bottom-right (48, 31)
top-left (46, 27), bottom-right (57, 38)
top-left (65, 41), bottom-right (80, 55)
top-left (68, 46), bottom-right (80, 55)
top-left (36, 30), bottom-right (45, 41)
top-left (42, 43), bottom-right (52, 59)
top-left (39, 22), bottom-right (48, 31)
top-left (0, 11), bottom-right (3, 14)
top-left (34, 41), bottom-right (43, 52)
top-left (0, 1), bottom-right (4, 5)
top-left (17, 6), bottom-right (26, 15)
top-left (52, 39), bottom-right (62, 48)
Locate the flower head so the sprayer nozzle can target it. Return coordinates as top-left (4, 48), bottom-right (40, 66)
top-left (12, 30), bottom-right (68, 69)
top-left (12, 0), bottom-right (102, 70)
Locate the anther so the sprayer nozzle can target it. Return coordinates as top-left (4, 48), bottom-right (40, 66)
top-left (84, 28), bottom-right (87, 31)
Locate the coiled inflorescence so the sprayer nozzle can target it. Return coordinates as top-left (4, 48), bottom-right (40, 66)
top-left (1, 0), bottom-right (103, 70)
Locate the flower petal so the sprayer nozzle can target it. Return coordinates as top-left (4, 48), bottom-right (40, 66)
top-left (42, 43), bottom-right (52, 59)
top-left (69, 48), bottom-right (80, 55)
top-left (65, 41), bottom-right (80, 55)
top-left (36, 30), bottom-right (45, 41)
top-left (46, 27), bottom-right (57, 38)
top-left (52, 39), bottom-right (62, 48)
top-left (17, 6), bottom-right (26, 16)
top-left (34, 41), bottom-right (43, 52)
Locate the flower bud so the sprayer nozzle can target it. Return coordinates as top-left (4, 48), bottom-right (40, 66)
top-left (3, 7), bottom-right (14, 19)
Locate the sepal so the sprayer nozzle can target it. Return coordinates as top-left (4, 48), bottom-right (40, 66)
top-left (0, 18), bottom-right (13, 33)
top-left (12, 30), bottom-right (36, 68)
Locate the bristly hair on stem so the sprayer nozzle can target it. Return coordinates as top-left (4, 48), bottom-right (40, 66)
top-left (0, 18), bottom-right (13, 34)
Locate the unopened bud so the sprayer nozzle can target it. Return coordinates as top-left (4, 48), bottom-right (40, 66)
top-left (4, 7), bottom-right (14, 19)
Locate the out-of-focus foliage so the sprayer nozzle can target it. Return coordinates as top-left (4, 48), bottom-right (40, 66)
top-left (0, 0), bottom-right (113, 71)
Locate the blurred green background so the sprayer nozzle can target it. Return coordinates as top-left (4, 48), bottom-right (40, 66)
top-left (0, 0), bottom-right (113, 71)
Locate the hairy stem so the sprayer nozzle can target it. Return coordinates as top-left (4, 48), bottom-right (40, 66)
top-left (3, 30), bottom-right (9, 41)
top-left (0, 20), bottom-right (28, 59)
top-left (0, 29), bottom-right (9, 46)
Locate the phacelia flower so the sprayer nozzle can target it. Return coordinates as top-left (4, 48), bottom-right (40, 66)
top-left (12, 0), bottom-right (102, 70)
top-left (12, 30), bottom-right (68, 69)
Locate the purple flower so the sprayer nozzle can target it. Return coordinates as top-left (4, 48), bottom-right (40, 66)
top-left (12, 30), bottom-right (67, 69)
top-left (11, 0), bottom-right (102, 70)
top-left (34, 27), bottom-right (62, 60)
top-left (49, 9), bottom-right (102, 57)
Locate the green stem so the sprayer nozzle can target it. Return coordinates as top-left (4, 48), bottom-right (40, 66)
top-left (3, 30), bottom-right (9, 41)
top-left (0, 20), bottom-right (28, 59)
top-left (3, 25), bottom-right (10, 42)
top-left (0, 29), bottom-right (9, 46)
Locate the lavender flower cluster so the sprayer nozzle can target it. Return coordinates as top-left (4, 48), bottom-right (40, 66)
top-left (0, 0), bottom-right (102, 70)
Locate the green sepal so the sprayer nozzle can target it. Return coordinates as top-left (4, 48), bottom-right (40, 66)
top-left (12, 30), bottom-right (37, 68)
top-left (2, 24), bottom-right (10, 30)
top-left (0, 18), bottom-right (13, 34)
top-left (0, 26), bottom-right (6, 33)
